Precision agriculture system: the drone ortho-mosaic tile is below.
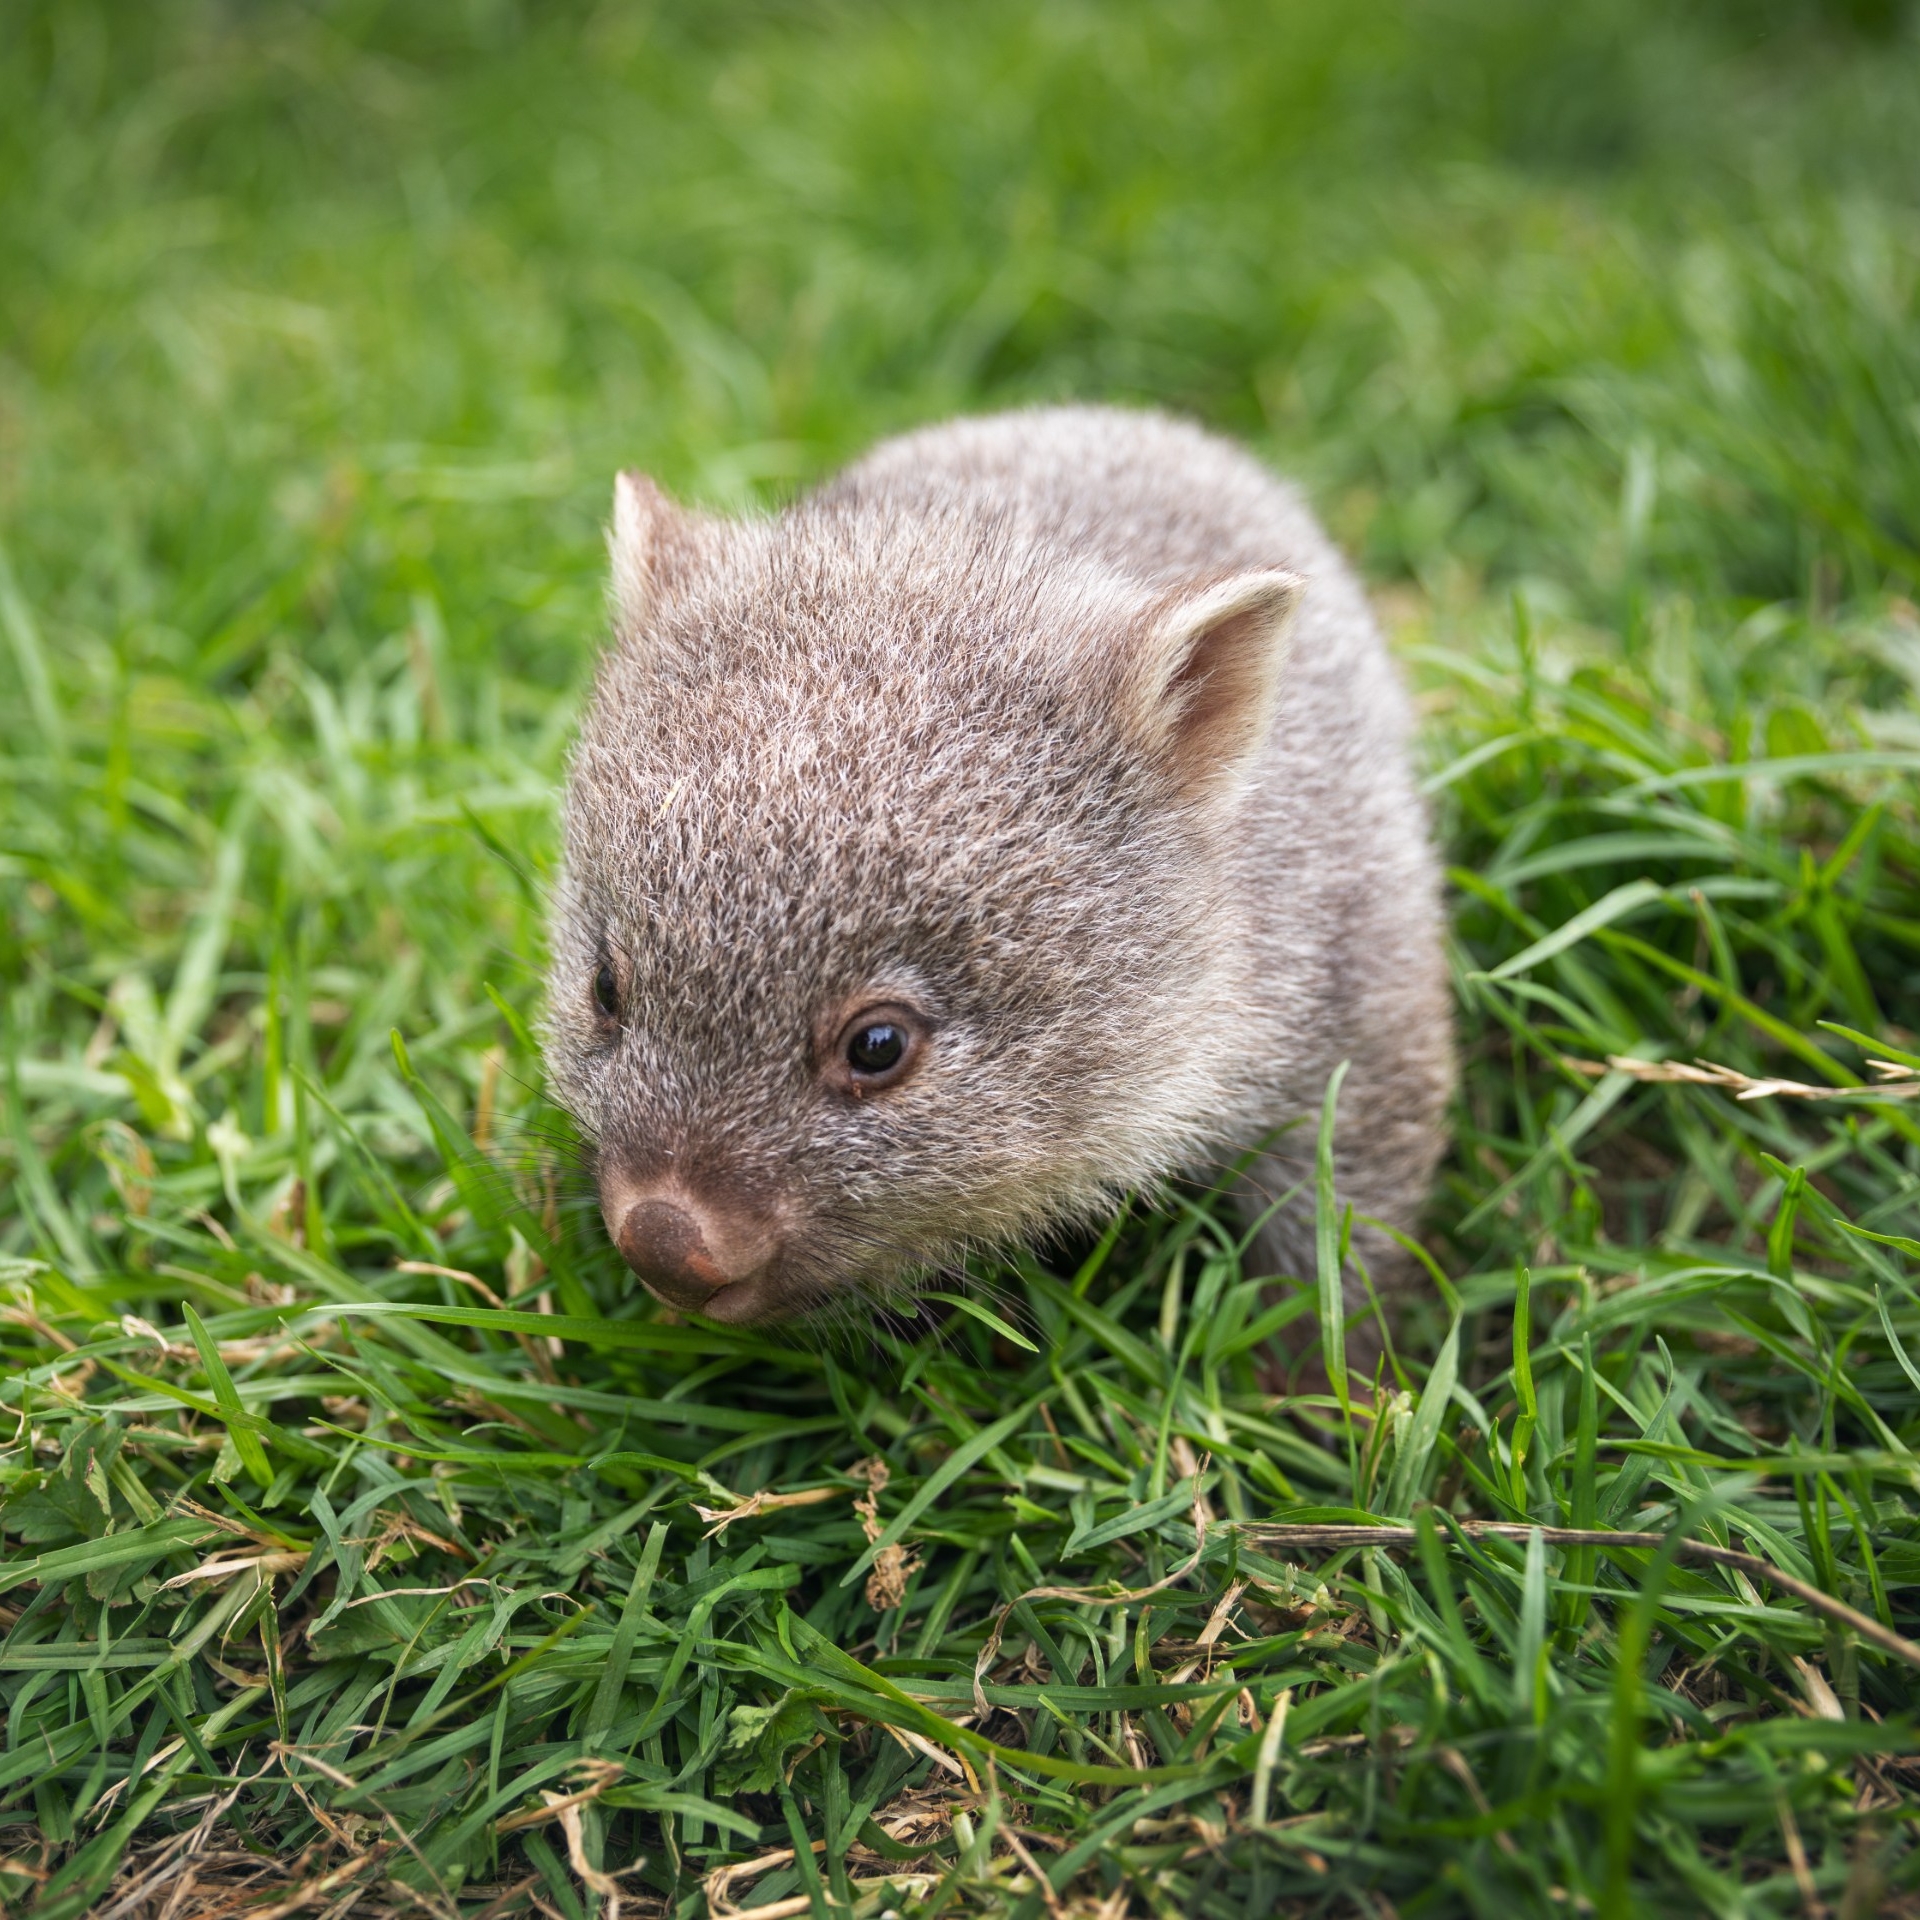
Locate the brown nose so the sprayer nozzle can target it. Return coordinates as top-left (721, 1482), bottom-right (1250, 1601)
top-left (616, 1199), bottom-right (732, 1301)
top-left (604, 1183), bottom-right (780, 1312)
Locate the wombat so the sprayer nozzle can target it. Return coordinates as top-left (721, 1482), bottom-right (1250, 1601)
top-left (545, 406), bottom-right (1452, 1339)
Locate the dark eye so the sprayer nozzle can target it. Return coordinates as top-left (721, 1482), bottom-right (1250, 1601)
top-left (826, 1001), bottom-right (926, 1095)
top-left (592, 960), bottom-right (619, 1021)
top-left (847, 1022), bottom-right (905, 1075)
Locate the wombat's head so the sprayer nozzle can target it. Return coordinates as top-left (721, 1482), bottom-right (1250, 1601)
top-left (544, 471), bottom-right (1299, 1324)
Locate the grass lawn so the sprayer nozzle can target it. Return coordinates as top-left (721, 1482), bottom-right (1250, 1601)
top-left (5, 1), bottom-right (1920, 1913)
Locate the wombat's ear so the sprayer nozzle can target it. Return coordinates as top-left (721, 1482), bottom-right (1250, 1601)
top-left (607, 471), bottom-right (707, 636)
top-left (1124, 570), bottom-right (1303, 804)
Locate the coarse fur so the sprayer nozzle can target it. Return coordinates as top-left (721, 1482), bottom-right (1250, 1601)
top-left (545, 406), bottom-right (1453, 1333)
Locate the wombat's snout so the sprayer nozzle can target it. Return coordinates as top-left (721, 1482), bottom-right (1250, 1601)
top-left (600, 1177), bottom-right (785, 1320)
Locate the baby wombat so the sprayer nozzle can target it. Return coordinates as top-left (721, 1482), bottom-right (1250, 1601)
top-left (546, 406), bottom-right (1452, 1331)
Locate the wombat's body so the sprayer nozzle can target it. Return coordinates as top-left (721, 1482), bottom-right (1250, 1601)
top-left (546, 407), bottom-right (1452, 1330)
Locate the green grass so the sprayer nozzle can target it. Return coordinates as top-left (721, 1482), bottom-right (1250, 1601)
top-left (4, 2), bottom-right (1920, 1914)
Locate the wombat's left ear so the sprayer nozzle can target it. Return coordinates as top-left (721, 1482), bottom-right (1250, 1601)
top-left (607, 471), bottom-right (710, 638)
top-left (1124, 570), bottom-right (1303, 804)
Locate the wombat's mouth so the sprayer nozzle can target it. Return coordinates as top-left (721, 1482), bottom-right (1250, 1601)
top-left (680, 1274), bottom-right (791, 1324)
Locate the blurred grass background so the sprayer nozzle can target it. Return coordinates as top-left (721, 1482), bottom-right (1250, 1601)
top-left (4, 2), bottom-right (1920, 1916)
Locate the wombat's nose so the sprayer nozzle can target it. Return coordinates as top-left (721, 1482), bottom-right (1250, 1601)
top-left (617, 1200), bottom-right (728, 1297)
top-left (605, 1186), bottom-right (779, 1313)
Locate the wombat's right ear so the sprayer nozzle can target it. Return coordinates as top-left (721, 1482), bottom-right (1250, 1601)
top-left (1123, 569), bottom-right (1304, 807)
top-left (607, 471), bottom-right (705, 636)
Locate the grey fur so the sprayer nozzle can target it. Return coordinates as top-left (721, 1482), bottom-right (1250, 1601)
top-left (546, 406), bottom-right (1453, 1328)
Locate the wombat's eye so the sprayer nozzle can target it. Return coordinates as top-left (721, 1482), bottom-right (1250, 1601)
top-left (592, 960), bottom-right (620, 1021)
top-left (847, 1023), bottom-right (904, 1074)
top-left (825, 1002), bottom-right (925, 1095)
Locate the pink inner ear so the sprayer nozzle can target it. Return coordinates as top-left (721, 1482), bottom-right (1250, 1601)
top-left (1167, 600), bottom-right (1275, 750)
top-left (1149, 571), bottom-right (1299, 796)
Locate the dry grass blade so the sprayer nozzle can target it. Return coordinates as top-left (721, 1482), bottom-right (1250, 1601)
top-left (1563, 1054), bottom-right (1920, 1101)
top-left (691, 1484), bottom-right (843, 1537)
top-left (998, 1822), bottom-right (1068, 1920)
top-left (705, 1840), bottom-right (823, 1917)
top-left (493, 1758), bottom-right (626, 1836)
top-left (158, 1549), bottom-right (309, 1590)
